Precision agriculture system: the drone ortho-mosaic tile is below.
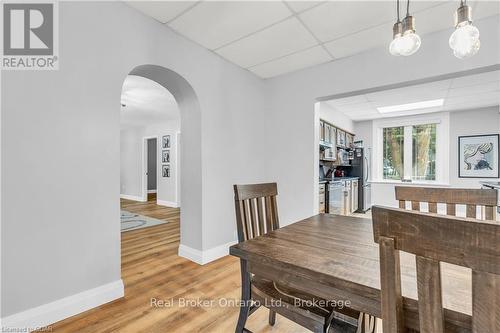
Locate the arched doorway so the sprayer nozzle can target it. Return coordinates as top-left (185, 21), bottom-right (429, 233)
top-left (122, 64), bottom-right (202, 254)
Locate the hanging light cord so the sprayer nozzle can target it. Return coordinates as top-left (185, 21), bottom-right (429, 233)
top-left (406, 0), bottom-right (410, 17)
top-left (396, 0), bottom-right (400, 22)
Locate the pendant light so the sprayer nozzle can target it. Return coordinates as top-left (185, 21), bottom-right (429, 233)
top-left (389, 0), bottom-right (404, 56)
top-left (449, 0), bottom-right (480, 59)
top-left (399, 0), bottom-right (421, 56)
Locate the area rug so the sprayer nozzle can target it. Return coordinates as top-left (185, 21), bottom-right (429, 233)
top-left (121, 210), bottom-right (168, 232)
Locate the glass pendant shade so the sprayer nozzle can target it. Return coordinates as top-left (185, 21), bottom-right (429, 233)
top-left (399, 30), bottom-right (421, 56)
top-left (449, 5), bottom-right (480, 59)
top-left (398, 15), bottom-right (421, 56)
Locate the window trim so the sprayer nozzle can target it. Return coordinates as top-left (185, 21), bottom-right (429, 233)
top-left (372, 112), bottom-right (450, 184)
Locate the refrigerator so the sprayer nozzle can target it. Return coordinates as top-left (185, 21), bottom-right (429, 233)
top-left (349, 147), bottom-right (372, 212)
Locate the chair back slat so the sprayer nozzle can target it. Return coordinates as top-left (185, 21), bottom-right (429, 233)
top-left (472, 271), bottom-right (500, 333)
top-left (234, 183), bottom-right (279, 242)
top-left (416, 256), bottom-right (444, 333)
top-left (373, 206), bottom-right (500, 333)
top-left (395, 186), bottom-right (497, 220)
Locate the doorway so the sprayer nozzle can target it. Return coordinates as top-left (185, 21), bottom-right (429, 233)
top-left (145, 137), bottom-right (158, 202)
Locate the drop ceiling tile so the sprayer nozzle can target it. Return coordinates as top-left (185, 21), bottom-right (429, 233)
top-left (286, 1), bottom-right (324, 13)
top-left (323, 22), bottom-right (391, 59)
top-left (249, 46), bottom-right (331, 78)
top-left (445, 91), bottom-right (500, 106)
top-left (412, 1), bottom-right (458, 36)
top-left (473, 1), bottom-right (500, 19)
top-left (168, 1), bottom-right (292, 50)
top-left (447, 81), bottom-right (500, 98)
top-left (300, 1), bottom-right (394, 42)
top-left (451, 71), bottom-right (500, 88)
top-left (216, 17), bottom-right (318, 68)
top-left (326, 95), bottom-right (369, 107)
top-left (126, 1), bottom-right (198, 24)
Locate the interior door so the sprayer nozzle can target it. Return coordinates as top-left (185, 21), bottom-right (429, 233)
top-left (147, 138), bottom-right (157, 192)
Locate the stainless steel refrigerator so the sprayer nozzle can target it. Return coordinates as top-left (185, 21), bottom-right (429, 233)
top-left (349, 147), bottom-right (371, 212)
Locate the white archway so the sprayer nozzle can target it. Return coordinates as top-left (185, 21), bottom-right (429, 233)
top-left (127, 64), bottom-right (203, 253)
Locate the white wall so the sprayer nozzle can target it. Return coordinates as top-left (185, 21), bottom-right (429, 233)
top-left (120, 121), bottom-right (180, 206)
top-left (318, 102), bottom-right (354, 133)
top-left (1, 1), bottom-right (269, 326)
top-left (264, 15), bottom-right (500, 227)
top-left (353, 106), bottom-right (500, 208)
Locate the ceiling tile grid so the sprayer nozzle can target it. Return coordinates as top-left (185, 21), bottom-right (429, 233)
top-left (126, 1), bottom-right (500, 79)
top-left (324, 71), bottom-right (500, 121)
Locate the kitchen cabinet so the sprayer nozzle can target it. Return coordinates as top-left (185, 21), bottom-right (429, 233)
top-left (343, 180), bottom-right (351, 215)
top-left (351, 179), bottom-right (359, 213)
top-left (319, 183), bottom-right (326, 213)
top-left (346, 133), bottom-right (354, 149)
top-left (320, 121), bottom-right (325, 142)
top-left (337, 129), bottom-right (346, 147)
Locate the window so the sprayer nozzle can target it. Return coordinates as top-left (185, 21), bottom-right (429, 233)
top-left (412, 124), bottom-right (436, 181)
top-left (374, 114), bottom-right (448, 184)
top-left (383, 127), bottom-right (404, 180)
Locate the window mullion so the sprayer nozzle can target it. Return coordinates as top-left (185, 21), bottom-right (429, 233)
top-left (403, 125), bottom-right (413, 180)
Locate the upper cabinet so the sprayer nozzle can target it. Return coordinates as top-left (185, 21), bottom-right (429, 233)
top-left (320, 121), bottom-right (337, 146)
top-left (319, 120), bottom-right (354, 149)
top-left (346, 133), bottom-right (354, 149)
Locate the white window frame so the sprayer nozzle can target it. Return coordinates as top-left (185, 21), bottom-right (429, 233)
top-left (372, 112), bottom-right (450, 185)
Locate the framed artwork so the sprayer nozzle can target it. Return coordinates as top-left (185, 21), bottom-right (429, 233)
top-left (162, 164), bottom-right (170, 178)
top-left (162, 150), bottom-right (170, 163)
top-left (162, 135), bottom-right (170, 149)
top-left (458, 134), bottom-right (499, 178)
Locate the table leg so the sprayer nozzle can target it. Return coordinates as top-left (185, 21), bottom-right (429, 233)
top-left (236, 259), bottom-right (251, 333)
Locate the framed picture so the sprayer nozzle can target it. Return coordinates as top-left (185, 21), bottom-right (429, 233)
top-left (162, 150), bottom-right (170, 163)
top-left (162, 164), bottom-right (170, 178)
top-left (162, 135), bottom-right (170, 149)
top-left (458, 134), bottom-right (499, 178)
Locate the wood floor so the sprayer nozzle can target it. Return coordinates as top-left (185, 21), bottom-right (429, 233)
top-left (45, 195), bottom-right (308, 332)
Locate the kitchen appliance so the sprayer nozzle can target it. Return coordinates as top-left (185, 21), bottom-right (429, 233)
top-left (328, 181), bottom-right (344, 215)
top-left (348, 147), bottom-right (372, 212)
top-left (480, 181), bottom-right (500, 213)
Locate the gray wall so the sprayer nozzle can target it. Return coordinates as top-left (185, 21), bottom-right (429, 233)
top-left (1, 2), bottom-right (268, 317)
top-left (147, 138), bottom-right (157, 191)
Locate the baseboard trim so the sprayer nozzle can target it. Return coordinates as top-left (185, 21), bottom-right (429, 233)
top-left (1, 280), bottom-right (124, 332)
top-left (147, 190), bottom-right (157, 194)
top-left (156, 200), bottom-right (179, 208)
top-left (178, 241), bottom-right (237, 265)
top-left (120, 194), bottom-right (146, 202)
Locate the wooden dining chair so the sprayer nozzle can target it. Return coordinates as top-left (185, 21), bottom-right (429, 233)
top-left (372, 206), bottom-right (500, 333)
top-left (395, 186), bottom-right (498, 220)
top-left (233, 183), bottom-right (358, 333)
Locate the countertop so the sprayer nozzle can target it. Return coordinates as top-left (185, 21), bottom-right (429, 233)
top-left (480, 181), bottom-right (500, 189)
top-left (319, 177), bottom-right (359, 183)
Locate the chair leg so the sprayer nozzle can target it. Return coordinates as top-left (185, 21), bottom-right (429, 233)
top-left (236, 260), bottom-right (251, 333)
top-left (268, 310), bottom-right (276, 326)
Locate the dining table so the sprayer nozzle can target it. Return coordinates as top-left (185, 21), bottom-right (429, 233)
top-left (229, 213), bottom-right (473, 332)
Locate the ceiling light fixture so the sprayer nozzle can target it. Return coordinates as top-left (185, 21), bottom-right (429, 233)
top-left (377, 99), bottom-right (444, 113)
top-left (449, 0), bottom-right (480, 59)
top-left (398, 0), bottom-right (421, 56)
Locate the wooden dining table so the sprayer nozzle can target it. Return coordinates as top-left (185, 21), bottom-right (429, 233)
top-left (230, 214), bottom-right (473, 332)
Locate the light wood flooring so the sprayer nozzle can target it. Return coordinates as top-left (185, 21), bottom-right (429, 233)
top-left (44, 194), bottom-right (307, 332)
